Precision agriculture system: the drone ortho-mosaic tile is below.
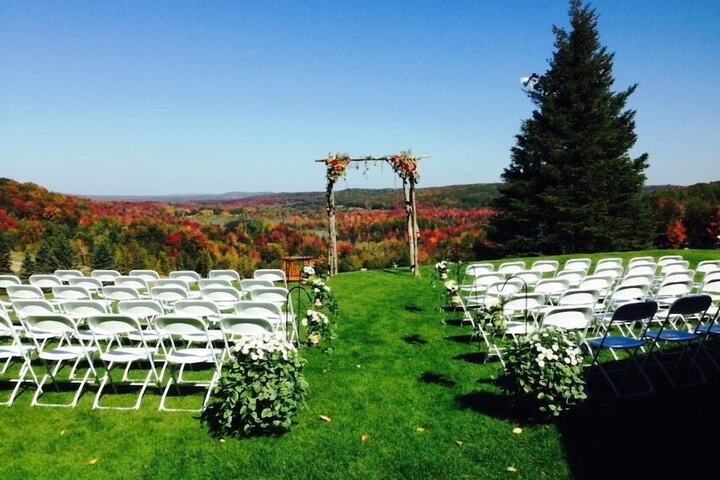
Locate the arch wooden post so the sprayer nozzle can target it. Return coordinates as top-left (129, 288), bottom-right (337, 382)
top-left (326, 182), bottom-right (338, 277)
top-left (409, 178), bottom-right (420, 277)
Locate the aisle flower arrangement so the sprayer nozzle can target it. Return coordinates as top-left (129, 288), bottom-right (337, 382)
top-left (301, 309), bottom-right (331, 347)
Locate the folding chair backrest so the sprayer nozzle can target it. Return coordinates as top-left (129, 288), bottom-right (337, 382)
top-left (661, 261), bottom-right (689, 275)
top-left (658, 255), bottom-right (683, 267)
top-left (593, 266), bottom-right (623, 279)
top-left (25, 314), bottom-right (77, 336)
top-left (7, 285), bottom-right (44, 301)
top-left (91, 270), bottom-right (122, 283)
top-left (626, 264), bottom-right (656, 277)
top-left (54, 269), bottom-right (84, 283)
top-left (29, 274), bottom-right (63, 289)
top-left (169, 270), bottom-right (201, 284)
top-left (619, 274), bottom-right (654, 288)
top-left (114, 276), bottom-right (150, 291)
top-left (556, 270), bottom-right (586, 285)
top-left (199, 279), bottom-right (233, 290)
top-left (514, 270), bottom-right (542, 285)
top-left (498, 261), bottom-right (526, 275)
top-left (564, 258), bottom-right (591, 272)
top-left (174, 300), bottom-right (221, 319)
top-left (201, 287), bottom-right (242, 303)
top-left (661, 270), bottom-right (695, 285)
top-left (0, 275), bottom-right (21, 289)
top-left (610, 284), bottom-right (649, 302)
top-left (579, 276), bottom-right (613, 292)
top-left (530, 260), bottom-right (559, 274)
top-left (150, 286), bottom-right (189, 304)
top-left (117, 300), bottom-right (164, 319)
top-left (87, 314), bottom-right (141, 336)
top-left (209, 269), bottom-right (241, 282)
top-left (668, 295), bottom-right (711, 316)
top-left (129, 269), bottom-right (161, 282)
top-left (485, 279), bottom-right (524, 298)
top-left (61, 300), bottom-right (109, 318)
top-left (629, 256), bottom-right (655, 267)
top-left (473, 273), bottom-right (506, 288)
top-left (154, 278), bottom-right (190, 290)
top-left (696, 261), bottom-right (720, 275)
top-left (704, 271), bottom-right (720, 284)
top-left (610, 300), bottom-right (658, 324)
top-left (0, 309), bottom-right (22, 343)
top-left (559, 289), bottom-right (599, 307)
top-left (240, 279), bottom-right (274, 293)
top-left (249, 287), bottom-right (289, 305)
top-left (465, 263), bottom-right (494, 276)
top-left (52, 285), bottom-right (92, 301)
top-left (504, 293), bottom-right (545, 311)
top-left (595, 258), bottom-right (623, 271)
top-left (253, 269), bottom-right (287, 284)
top-left (234, 301), bottom-right (283, 321)
top-left (12, 299), bottom-right (56, 318)
top-left (103, 286), bottom-right (141, 302)
top-left (542, 306), bottom-right (593, 328)
top-left (220, 316), bottom-right (275, 337)
top-left (655, 281), bottom-right (693, 298)
top-left (534, 278), bottom-right (570, 296)
top-left (68, 276), bottom-right (103, 292)
top-left (154, 315), bottom-right (208, 336)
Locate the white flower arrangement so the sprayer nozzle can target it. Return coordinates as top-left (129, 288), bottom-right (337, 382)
top-left (233, 333), bottom-right (297, 361)
top-left (301, 309), bottom-right (332, 346)
top-left (301, 265), bottom-right (316, 279)
top-left (444, 280), bottom-right (459, 296)
top-left (301, 309), bottom-right (329, 327)
top-left (435, 260), bottom-right (448, 274)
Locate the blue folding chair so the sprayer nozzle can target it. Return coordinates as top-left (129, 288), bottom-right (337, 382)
top-left (642, 295), bottom-right (711, 387)
top-left (587, 301), bottom-right (658, 397)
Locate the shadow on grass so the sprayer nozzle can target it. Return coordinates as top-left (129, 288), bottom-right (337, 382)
top-left (444, 334), bottom-right (475, 344)
top-left (404, 305), bottom-right (424, 313)
top-left (419, 371), bottom-right (456, 388)
top-left (453, 351), bottom-right (488, 364)
top-left (441, 319), bottom-right (465, 327)
top-left (403, 334), bottom-right (428, 345)
top-left (380, 268), bottom-right (414, 276)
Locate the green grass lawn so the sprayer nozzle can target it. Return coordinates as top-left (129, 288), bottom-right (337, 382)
top-left (0, 249), bottom-right (719, 479)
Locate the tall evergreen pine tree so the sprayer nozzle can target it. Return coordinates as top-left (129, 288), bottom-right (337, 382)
top-left (0, 234), bottom-right (12, 274)
top-left (490, 0), bottom-right (651, 255)
top-left (19, 251), bottom-right (36, 282)
top-left (91, 243), bottom-right (115, 270)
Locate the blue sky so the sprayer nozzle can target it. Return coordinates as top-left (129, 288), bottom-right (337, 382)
top-left (1, 0), bottom-right (718, 195)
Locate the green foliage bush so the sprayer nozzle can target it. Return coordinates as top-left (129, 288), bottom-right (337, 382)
top-left (501, 328), bottom-right (587, 418)
top-left (203, 335), bottom-right (308, 437)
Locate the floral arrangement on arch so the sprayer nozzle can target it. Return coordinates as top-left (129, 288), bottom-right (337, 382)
top-left (326, 153), bottom-right (352, 185)
top-left (387, 150), bottom-right (419, 183)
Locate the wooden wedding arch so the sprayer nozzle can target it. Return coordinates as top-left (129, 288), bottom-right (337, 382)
top-left (316, 151), bottom-right (427, 277)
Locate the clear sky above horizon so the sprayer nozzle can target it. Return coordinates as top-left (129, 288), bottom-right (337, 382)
top-left (1, 0), bottom-right (719, 195)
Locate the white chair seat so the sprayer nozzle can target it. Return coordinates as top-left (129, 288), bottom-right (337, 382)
top-left (504, 322), bottom-right (536, 336)
top-left (0, 344), bottom-right (35, 359)
top-left (27, 329), bottom-right (59, 341)
top-left (100, 347), bottom-right (157, 363)
top-left (126, 330), bottom-right (162, 342)
top-left (543, 317), bottom-right (590, 331)
top-left (180, 330), bottom-right (224, 343)
top-left (164, 347), bottom-right (221, 364)
top-left (40, 346), bottom-right (97, 361)
top-left (76, 330), bottom-right (113, 342)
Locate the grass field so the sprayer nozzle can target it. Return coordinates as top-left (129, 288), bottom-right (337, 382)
top-left (0, 249), bottom-right (719, 479)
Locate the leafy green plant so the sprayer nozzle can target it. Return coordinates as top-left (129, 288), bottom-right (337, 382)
top-left (301, 309), bottom-right (333, 347)
top-left (203, 335), bottom-right (308, 437)
top-left (475, 302), bottom-right (507, 335)
top-left (501, 328), bottom-right (587, 418)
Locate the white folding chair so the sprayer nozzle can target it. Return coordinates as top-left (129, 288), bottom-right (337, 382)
top-left (208, 269), bottom-right (241, 283)
top-left (658, 255), bottom-right (683, 268)
top-left (234, 301), bottom-right (285, 332)
top-left (174, 300), bottom-right (222, 322)
top-left (25, 314), bottom-right (97, 408)
top-left (249, 287), bottom-right (295, 342)
top-left (541, 306), bottom-right (594, 341)
top-left (628, 256), bottom-right (655, 267)
top-left (129, 269), bottom-right (161, 282)
top-left (199, 279), bottom-right (233, 290)
top-left (91, 270), bottom-right (122, 284)
top-left (7, 285), bottom-right (45, 301)
top-left (169, 271), bottom-right (202, 286)
top-left (530, 260), bottom-right (559, 277)
top-left (103, 285), bottom-right (141, 303)
top-left (534, 278), bottom-right (570, 304)
top-left (201, 287), bottom-right (242, 312)
top-left (68, 276), bottom-right (103, 295)
top-left (114, 276), bottom-right (150, 293)
top-left (52, 286), bottom-right (92, 303)
top-left (595, 258), bottom-right (623, 271)
top-left (563, 258), bottom-right (591, 273)
top-left (150, 286), bottom-right (189, 310)
top-left (661, 261), bottom-right (690, 276)
top-left (219, 316), bottom-right (275, 355)
top-left (498, 261), bottom-right (526, 276)
top-left (154, 315), bottom-right (222, 412)
top-left (116, 300), bottom-right (165, 344)
top-left (502, 293), bottom-right (546, 335)
top-left (86, 314), bottom-right (159, 410)
top-left (29, 274), bottom-right (63, 290)
top-left (253, 269), bottom-right (287, 288)
top-left (514, 270), bottom-right (542, 288)
top-left (0, 309), bottom-right (39, 406)
top-left (465, 263), bottom-right (494, 276)
top-left (556, 270), bottom-right (586, 288)
top-left (579, 274), bottom-right (615, 299)
top-left (461, 272), bottom-right (505, 294)
top-left (53, 270), bottom-right (84, 284)
top-left (0, 275), bottom-right (22, 290)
